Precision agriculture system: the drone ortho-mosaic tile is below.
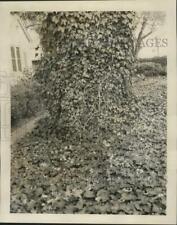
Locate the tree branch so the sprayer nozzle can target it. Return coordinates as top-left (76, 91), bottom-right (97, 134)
top-left (133, 17), bottom-right (147, 58)
top-left (141, 30), bottom-right (153, 40)
top-left (26, 23), bottom-right (42, 29)
top-left (136, 17), bottom-right (147, 42)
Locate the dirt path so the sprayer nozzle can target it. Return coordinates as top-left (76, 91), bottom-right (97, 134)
top-left (11, 112), bottom-right (47, 145)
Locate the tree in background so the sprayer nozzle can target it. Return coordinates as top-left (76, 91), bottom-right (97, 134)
top-left (133, 11), bottom-right (166, 58)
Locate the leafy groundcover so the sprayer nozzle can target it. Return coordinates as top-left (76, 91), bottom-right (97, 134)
top-left (11, 76), bottom-right (166, 214)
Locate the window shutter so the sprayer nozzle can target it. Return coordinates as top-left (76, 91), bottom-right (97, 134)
top-left (16, 47), bottom-right (22, 72)
top-left (10, 47), bottom-right (17, 72)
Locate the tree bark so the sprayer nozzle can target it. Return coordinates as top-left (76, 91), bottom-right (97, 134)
top-left (134, 17), bottom-right (154, 59)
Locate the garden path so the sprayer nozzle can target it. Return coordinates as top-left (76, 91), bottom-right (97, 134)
top-left (11, 112), bottom-right (47, 145)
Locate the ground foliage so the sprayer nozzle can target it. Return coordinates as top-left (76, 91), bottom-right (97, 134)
top-left (10, 12), bottom-right (166, 214)
top-left (11, 71), bottom-right (42, 127)
top-left (11, 77), bottom-right (166, 214)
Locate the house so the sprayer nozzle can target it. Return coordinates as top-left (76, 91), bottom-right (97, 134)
top-left (0, 11), bottom-right (41, 85)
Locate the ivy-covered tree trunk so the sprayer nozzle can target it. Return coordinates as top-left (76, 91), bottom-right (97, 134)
top-left (36, 12), bottom-right (137, 143)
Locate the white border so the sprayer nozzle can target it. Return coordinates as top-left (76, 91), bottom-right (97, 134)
top-left (0, 1), bottom-right (176, 224)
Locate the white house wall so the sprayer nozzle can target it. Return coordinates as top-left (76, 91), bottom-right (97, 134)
top-left (0, 10), bottom-right (11, 77)
top-left (9, 15), bottom-right (34, 74)
top-left (0, 12), bottom-right (36, 85)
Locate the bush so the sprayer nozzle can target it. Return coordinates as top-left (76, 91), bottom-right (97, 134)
top-left (11, 75), bottom-right (42, 126)
top-left (139, 56), bottom-right (167, 67)
top-left (136, 62), bottom-right (166, 77)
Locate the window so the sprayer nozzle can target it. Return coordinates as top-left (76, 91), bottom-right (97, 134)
top-left (16, 47), bottom-right (22, 71)
top-left (10, 46), bottom-right (22, 72)
top-left (10, 47), bottom-right (17, 72)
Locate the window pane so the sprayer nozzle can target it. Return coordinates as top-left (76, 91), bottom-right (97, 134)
top-left (16, 47), bottom-right (22, 71)
top-left (17, 59), bottom-right (22, 72)
top-left (10, 47), bottom-right (17, 71)
top-left (11, 47), bottom-right (15, 58)
top-left (16, 47), bottom-right (20, 58)
top-left (12, 59), bottom-right (17, 72)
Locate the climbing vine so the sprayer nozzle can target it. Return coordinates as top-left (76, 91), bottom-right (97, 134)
top-left (35, 11), bottom-right (138, 141)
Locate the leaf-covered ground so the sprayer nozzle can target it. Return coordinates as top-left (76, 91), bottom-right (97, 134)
top-left (11, 76), bottom-right (166, 214)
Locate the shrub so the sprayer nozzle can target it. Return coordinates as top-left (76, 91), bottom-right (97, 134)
top-left (136, 62), bottom-right (166, 77)
top-left (11, 74), bottom-right (42, 126)
top-left (139, 56), bottom-right (167, 67)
